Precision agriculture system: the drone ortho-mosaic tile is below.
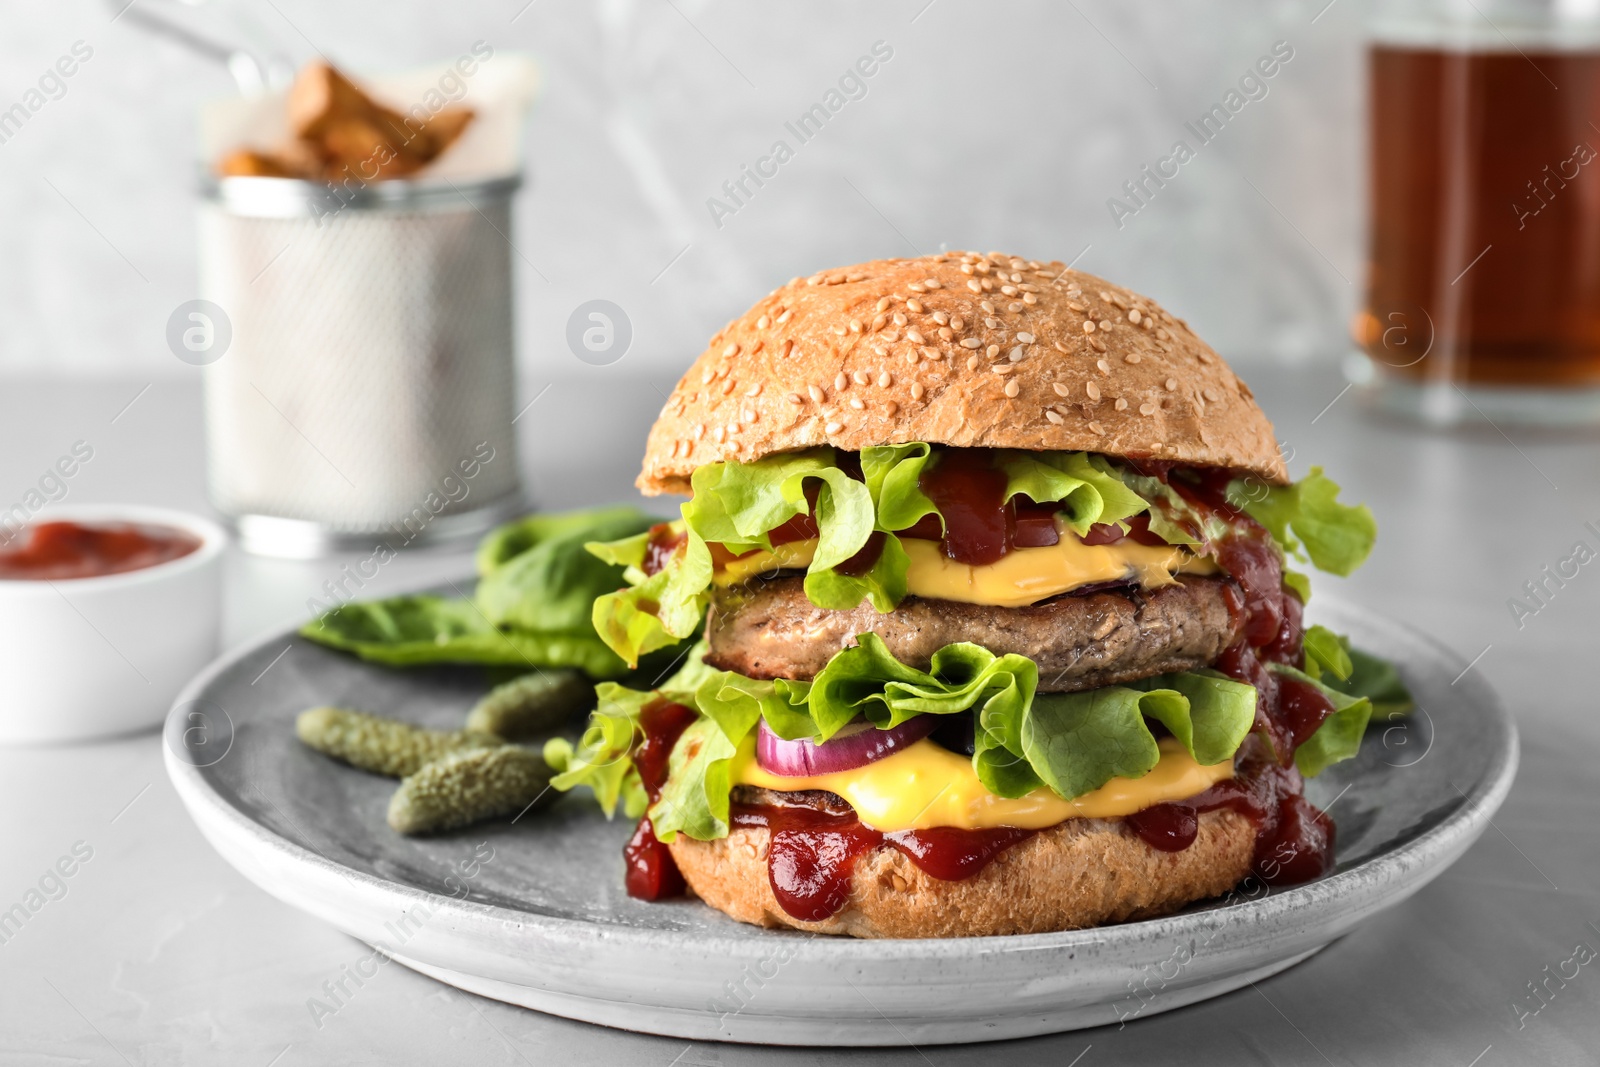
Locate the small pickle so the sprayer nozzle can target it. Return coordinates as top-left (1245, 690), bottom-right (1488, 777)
top-left (387, 746), bottom-right (554, 835)
top-left (464, 669), bottom-right (595, 741)
top-left (296, 707), bottom-right (497, 778)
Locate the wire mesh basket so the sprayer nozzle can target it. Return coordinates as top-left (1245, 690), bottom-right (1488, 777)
top-left (198, 174), bottom-right (524, 557)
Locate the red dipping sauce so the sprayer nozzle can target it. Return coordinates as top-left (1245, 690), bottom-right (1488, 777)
top-left (0, 520), bottom-right (202, 581)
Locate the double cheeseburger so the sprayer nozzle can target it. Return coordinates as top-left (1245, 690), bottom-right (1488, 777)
top-left (547, 252), bottom-right (1391, 938)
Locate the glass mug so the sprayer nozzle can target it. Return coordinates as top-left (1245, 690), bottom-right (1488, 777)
top-left (1354, 0), bottom-right (1600, 424)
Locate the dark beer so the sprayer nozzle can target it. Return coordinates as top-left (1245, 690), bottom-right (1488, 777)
top-left (1359, 44), bottom-right (1600, 386)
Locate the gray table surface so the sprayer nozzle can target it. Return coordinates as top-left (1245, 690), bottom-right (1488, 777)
top-left (0, 366), bottom-right (1594, 1066)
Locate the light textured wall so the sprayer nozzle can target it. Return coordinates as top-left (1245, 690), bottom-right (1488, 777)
top-left (0, 0), bottom-right (1366, 380)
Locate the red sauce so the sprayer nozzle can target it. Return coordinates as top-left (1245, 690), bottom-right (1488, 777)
top-left (1125, 739), bottom-right (1337, 885)
top-left (730, 800), bottom-right (1036, 921)
top-left (640, 523), bottom-right (685, 577)
top-left (0, 520), bottom-right (201, 581)
top-left (903, 448), bottom-right (1063, 565)
top-left (621, 700), bottom-right (697, 902)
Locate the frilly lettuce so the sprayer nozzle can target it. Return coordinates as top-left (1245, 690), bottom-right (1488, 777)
top-left (1268, 664), bottom-right (1374, 777)
top-left (1226, 466), bottom-right (1376, 577)
top-left (996, 451), bottom-right (1152, 536)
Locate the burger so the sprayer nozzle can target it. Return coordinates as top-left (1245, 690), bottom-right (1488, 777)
top-left (545, 252), bottom-right (1392, 938)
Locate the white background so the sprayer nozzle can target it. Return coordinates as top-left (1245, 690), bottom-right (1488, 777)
top-left (0, 0), bottom-right (1365, 380)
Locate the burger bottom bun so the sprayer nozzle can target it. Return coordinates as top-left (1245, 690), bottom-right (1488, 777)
top-left (667, 810), bottom-right (1255, 939)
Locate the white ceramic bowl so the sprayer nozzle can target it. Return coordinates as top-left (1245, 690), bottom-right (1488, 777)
top-left (0, 505), bottom-right (225, 744)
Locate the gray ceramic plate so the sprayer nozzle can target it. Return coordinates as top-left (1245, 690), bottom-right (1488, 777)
top-left (164, 592), bottom-right (1515, 1046)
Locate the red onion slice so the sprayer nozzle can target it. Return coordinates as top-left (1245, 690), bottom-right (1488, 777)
top-left (756, 715), bottom-right (938, 777)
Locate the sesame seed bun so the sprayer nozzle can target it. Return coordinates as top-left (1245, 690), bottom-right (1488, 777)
top-left (637, 252), bottom-right (1287, 495)
top-left (667, 808), bottom-right (1255, 938)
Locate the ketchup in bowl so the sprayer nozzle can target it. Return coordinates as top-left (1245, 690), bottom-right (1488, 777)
top-left (0, 520), bottom-right (203, 581)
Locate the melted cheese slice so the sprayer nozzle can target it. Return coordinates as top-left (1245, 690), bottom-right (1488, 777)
top-left (713, 527), bottom-right (1215, 607)
top-left (730, 734), bottom-right (1233, 832)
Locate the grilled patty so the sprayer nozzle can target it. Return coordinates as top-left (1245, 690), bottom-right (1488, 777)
top-left (703, 574), bottom-right (1242, 692)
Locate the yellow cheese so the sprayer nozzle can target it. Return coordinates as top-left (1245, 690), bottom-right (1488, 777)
top-left (730, 734), bottom-right (1232, 832)
top-left (712, 526), bottom-right (1215, 607)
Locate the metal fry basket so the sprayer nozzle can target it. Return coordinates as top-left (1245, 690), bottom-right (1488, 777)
top-left (198, 175), bottom-right (524, 558)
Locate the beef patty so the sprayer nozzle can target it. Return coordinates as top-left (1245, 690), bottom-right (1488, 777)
top-left (703, 575), bottom-right (1242, 692)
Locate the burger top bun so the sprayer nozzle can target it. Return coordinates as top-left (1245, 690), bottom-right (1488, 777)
top-left (637, 252), bottom-right (1287, 495)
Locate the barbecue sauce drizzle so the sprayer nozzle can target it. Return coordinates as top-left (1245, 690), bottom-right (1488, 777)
top-left (625, 453), bottom-right (1341, 914)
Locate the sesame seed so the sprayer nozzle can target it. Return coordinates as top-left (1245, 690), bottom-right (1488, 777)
top-left (908, 283), bottom-right (925, 294)
top-left (701, 368), bottom-right (715, 385)
top-left (980, 301), bottom-right (996, 314)
top-left (1203, 387), bottom-right (1221, 402)
top-left (850, 398), bottom-right (865, 410)
top-left (1083, 321), bottom-right (1096, 334)
top-left (852, 370), bottom-right (870, 385)
top-left (960, 263), bottom-right (974, 275)
top-left (1090, 338), bottom-right (1107, 353)
top-left (967, 280), bottom-right (982, 293)
top-left (960, 338), bottom-right (981, 349)
top-left (1045, 410), bottom-right (1064, 425)
top-left (1003, 379), bottom-right (1020, 398)
top-left (1128, 309), bottom-right (1142, 324)
top-left (1125, 352), bottom-right (1142, 364)
top-left (781, 339), bottom-right (795, 358)
top-left (876, 296), bottom-right (891, 313)
top-left (723, 343), bottom-right (739, 358)
top-left (1009, 346), bottom-right (1024, 362)
top-left (1115, 398), bottom-right (1128, 411)
top-left (1196, 349), bottom-right (1212, 363)
top-left (1165, 377), bottom-right (1177, 391)
top-left (985, 344), bottom-right (999, 359)
top-left (967, 355), bottom-right (980, 371)
top-left (932, 310), bottom-right (949, 325)
top-left (910, 382), bottom-right (926, 400)
top-left (982, 279), bottom-right (995, 291)
top-left (882, 331), bottom-right (900, 343)
top-left (1156, 327), bottom-right (1170, 340)
top-left (907, 329), bottom-right (925, 345)
top-left (746, 382), bottom-right (762, 397)
top-left (808, 384), bottom-right (825, 403)
top-left (1050, 383), bottom-right (1068, 398)
top-left (924, 278), bottom-right (942, 289)
top-left (777, 310), bottom-right (793, 324)
top-left (788, 392), bottom-right (804, 405)
top-left (729, 422), bottom-right (741, 435)
top-left (743, 407), bottom-right (757, 423)
top-left (757, 315), bottom-right (770, 329)
top-left (1054, 340), bottom-right (1071, 354)
top-left (885, 400), bottom-right (900, 416)
top-left (938, 327), bottom-right (953, 341)
top-left (833, 373), bottom-right (847, 391)
top-left (1023, 293), bottom-right (1037, 305)
top-left (871, 315), bottom-right (887, 332)
top-left (825, 420), bottom-right (843, 433)
top-left (992, 364), bottom-right (1015, 375)
top-left (1098, 320), bottom-right (1112, 332)
top-left (846, 272), bottom-right (865, 283)
top-left (1099, 291), bottom-right (1113, 301)
top-left (1016, 331), bottom-right (1035, 344)
top-left (1001, 285), bottom-right (1018, 297)
top-left (720, 378), bottom-right (736, 395)
top-left (713, 426), bottom-right (727, 443)
top-left (1018, 283), bottom-right (1039, 293)
top-left (1097, 359), bottom-right (1110, 374)
top-left (1086, 381), bottom-right (1102, 401)
top-left (906, 300), bottom-right (924, 314)
top-left (893, 312), bottom-right (907, 327)
top-left (1139, 402), bottom-right (1157, 416)
top-left (1089, 421), bottom-right (1106, 435)
top-left (878, 371), bottom-right (893, 387)
top-left (850, 319), bottom-right (863, 333)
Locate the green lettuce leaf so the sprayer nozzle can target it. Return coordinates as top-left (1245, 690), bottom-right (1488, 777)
top-left (543, 682), bottom-right (657, 818)
top-left (1228, 467), bottom-right (1376, 577)
top-left (996, 451), bottom-right (1152, 536)
top-left (476, 510), bottom-right (657, 633)
top-left (588, 523), bottom-right (712, 669)
top-left (861, 443), bottom-right (940, 533)
top-left (649, 715), bottom-right (742, 841)
top-left (1343, 647), bottom-right (1415, 718)
top-left (981, 669), bottom-right (1258, 799)
top-left (1270, 664), bottom-right (1374, 777)
top-left (475, 506), bottom-right (651, 577)
top-left (1301, 624), bottom-right (1354, 684)
top-left (300, 595), bottom-right (632, 677)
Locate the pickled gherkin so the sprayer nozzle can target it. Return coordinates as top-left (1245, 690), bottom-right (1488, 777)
top-left (296, 707), bottom-right (498, 778)
top-left (465, 669), bottom-right (595, 740)
top-left (387, 746), bottom-right (555, 835)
